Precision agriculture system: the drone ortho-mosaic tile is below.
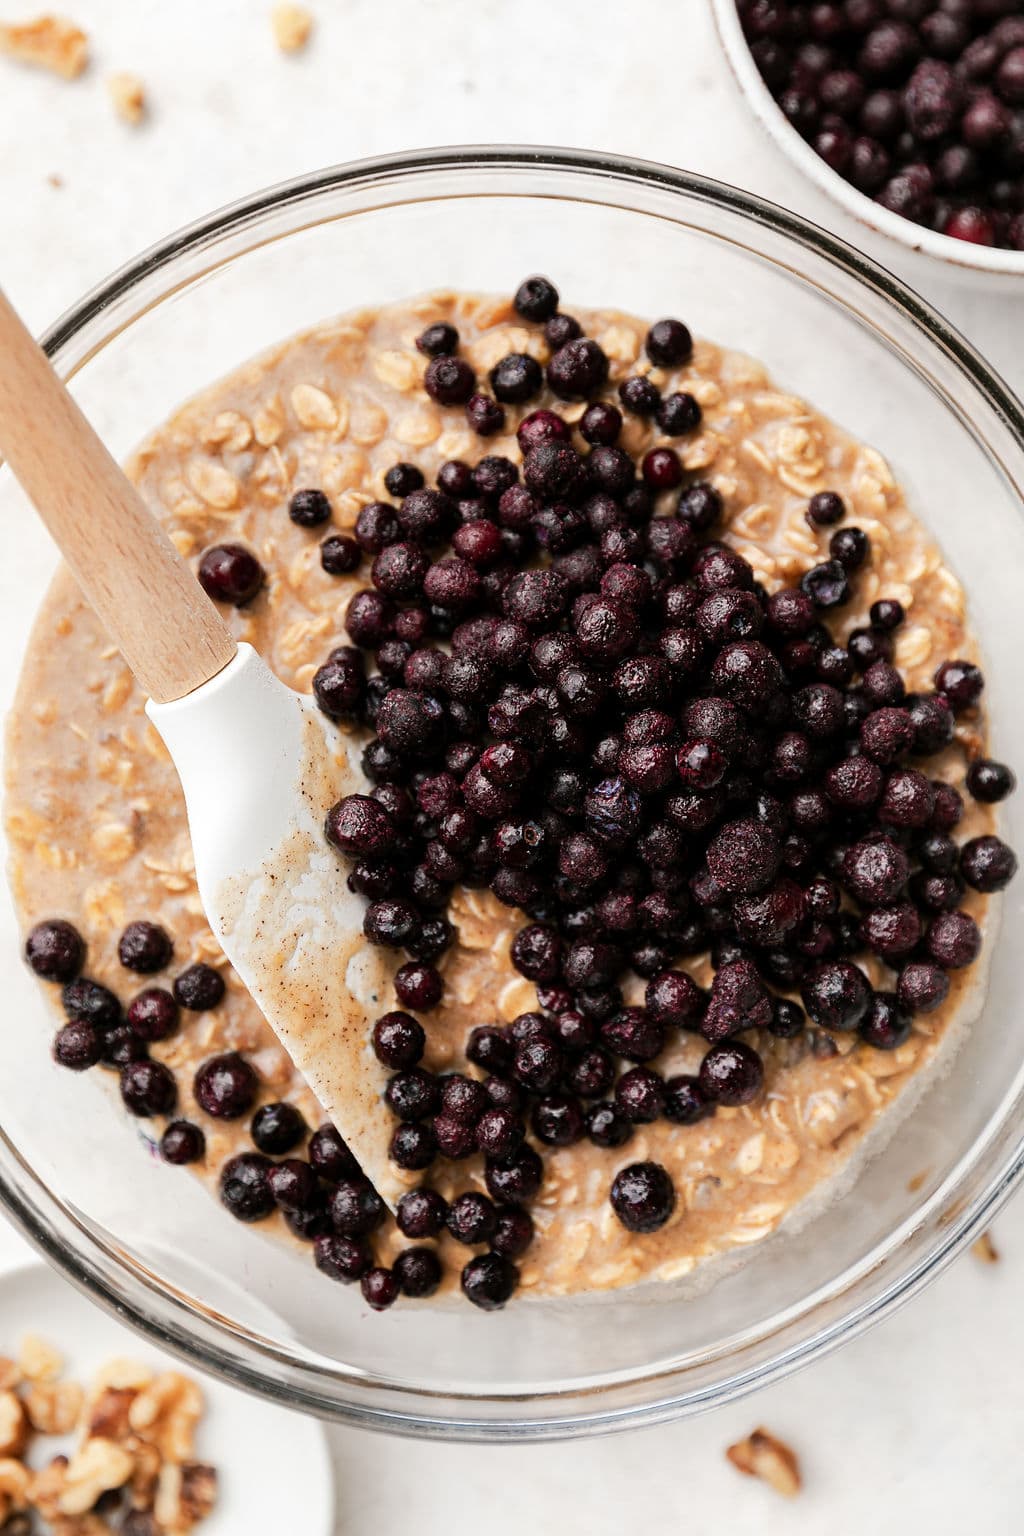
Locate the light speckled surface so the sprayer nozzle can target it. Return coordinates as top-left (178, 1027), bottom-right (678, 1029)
top-left (0, 0), bottom-right (1022, 1529)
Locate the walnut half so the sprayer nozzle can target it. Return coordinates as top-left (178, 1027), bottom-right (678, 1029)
top-left (726, 1427), bottom-right (802, 1498)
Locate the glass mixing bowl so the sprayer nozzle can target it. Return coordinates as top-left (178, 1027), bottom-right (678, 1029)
top-left (1, 146), bottom-right (1023, 1442)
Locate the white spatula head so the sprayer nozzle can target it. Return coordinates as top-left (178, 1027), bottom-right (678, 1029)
top-left (148, 645), bottom-right (402, 1207)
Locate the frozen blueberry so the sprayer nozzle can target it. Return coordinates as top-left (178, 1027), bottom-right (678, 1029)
top-left (926, 910), bottom-right (981, 969)
top-left (53, 1020), bottom-right (101, 1071)
top-left (416, 321), bottom-right (459, 356)
top-left (394, 1247), bottom-right (442, 1298)
top-left (126, 987), bottom-right (179, 1043)
top-left (645, 319), bottom-right (693, 367)
top-left (120, 1058), bottom-right (177, 1118)
top-left (198, 544), bottom-right (264, 606)
top-left (289, 488), bottom-right (332, 527)
top-left (25, 919), bottom-right (83, 982)
top-left (173, 963), bottom-right (225, 1012)
top-left (193, 1051), bottom-right (258, 1119)
top-left (484, 1145), bottom-right (543, 1205)
top-left (961, 835), bottom-right (1017, 893)
top-left (220, 1153), bottom-right (274, 1222)
top-left (801, 960), bottom-right (871, 1031)
top-left (860, 991), bottom-right (912, 1050)
top-left (490, 353), bottom-right (543, 404)
top-left (372, 1011), bottom-right (426, 1069)
top-left (806, 490), bottom-right (845, 527)
top-left (330, 1177), bottom-right (386, 1237)
top-left (610, 1161), bottom-right (676, 1232)
top-left (396, 1187), bottom-right (448, 1239)
top-left (461, 1252), bottom-right (518, 1310)
top-left (361, 1267), bottom-right (400, 1311)
top-left (514, 275), bottom-right (559, 321)
top-left (160, 1120), bottom-right (205, 1165)
top-left (314, 1233), bottom-right (373, 1283)
top-left (309, 1124), bottom-right (359, 1182)
top-left (118, 921), bottom-right (172, 975)
top-left (424, 354), bottom-right (476, 406)
top-left (698, 1040), bottom-right (764, 1106)
top-left (897, 960), bottom-right (950, 1015)
top-left (662, 1074), bottom-right (714, 1124)
top-left (251, 1100), bottom-right (306, 1156)
top-left (966, 759), bottom-right (1016, 803)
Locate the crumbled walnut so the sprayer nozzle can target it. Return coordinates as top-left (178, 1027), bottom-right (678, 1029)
top-left (0, 1360), bottom-right (21, 1394)
top-left (972, 1231), bottom-right (999, 1264)
top-left (127, 1439), bottom-right (161, 1513)
top-left (58, 1438), bottom-right (134, 1516)
top-left (726, 1427), bottom-right (802, 1497)
top-left (90, 1361), bottom-right (152, 1396)
top-left (0, 15), bottom-right (88, 77)
top-left (180, 1463), bottom-right (217, 1525)
top-left (1, 1510), bottom-right (33, 1536)
top-left (0, 1456), bottom-right (30, 1523)
top-left (271, 2), bottom-right (312, 51)
top-left (27, 1455), bottom-right (68, 1522)
top-left (25, 1378), bottom-right (83, 1435)
top-left (107, 71), bottom-right (145, 124)
top-left (119, 1515), bottom-right (158, 1536)
top-left (155, 1462), bottom-right (217, 1531)
top-left (18, 1334), bottom-right (61, 1384)
top-left (87, 1388), bottom-right (136, 1443)
top-left (0, 1394), bottom-right (29, 1460)
top-left (51, 1515), bottom-right (114, 1536)
top-left (128, 1374), bottom-right (202, 1463)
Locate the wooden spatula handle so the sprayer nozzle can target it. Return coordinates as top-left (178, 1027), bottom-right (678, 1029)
top-left (0, 288), bottom-right (237, 704)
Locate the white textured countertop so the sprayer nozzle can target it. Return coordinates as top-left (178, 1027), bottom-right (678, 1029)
top-left (1, 0), bottom-right (1023, 1528)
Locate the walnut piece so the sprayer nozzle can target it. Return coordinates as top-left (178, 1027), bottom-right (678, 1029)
top-left (1, 1510), bottom-right (33, 1536)
top-left (27, 1455), bottom-right (69, 1522)
top-left (128, 1372), bottom-right (203, 1463)
top-left (127, 1438), bottom-right (161, 1513)
top-left (154, 1460), bottom-right (218, 1531)
top-left (58, 1437), bottom-right (134, 1516)
top-left (90, 1359), bottom-right (153, 1395)
top-left (0, 15), bottom-right (88, 77)
top-left (180, 1462), bottom-right (218, 1525)
top-left (726, 1427), bottom-right (802, 1498)
top-left (18, 1333), bottom-right (62, 1383)
top-left (87, 1386), bottom-right (136, 1443)
top-left (25, 1378), bottom-right (83, 1435)
top-left (0, 1455), bottom-right (30, 1523)
top-left (107, 71), bottom-right (145, 124)
top-left (271, 2), bottom-right (312, 52)
top-left (50, 1515), bottom-right (113, 1536)
top-left (0, 1392), bottom-right (29, 1459)
top-left (972, 1231), bottom-right (999, 1264)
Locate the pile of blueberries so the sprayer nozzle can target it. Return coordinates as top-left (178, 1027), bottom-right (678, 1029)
top-left (26, 915), bottom-right (222, 1128)
top-left (24, 914), bottom-right (448, 1310)
top-left (739, 0), bottom-right (1024, 249)
top-left (307, 274), bottom-right (1015, 1306)
top-left (25, 272), bottom-right (1018, 1314)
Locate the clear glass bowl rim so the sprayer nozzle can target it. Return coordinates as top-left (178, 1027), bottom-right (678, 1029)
top-left (4, 143), bottom-right (1024, 1442)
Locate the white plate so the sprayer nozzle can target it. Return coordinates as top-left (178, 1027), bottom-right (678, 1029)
top-left (0, 1260), bottom-right (334, 1534)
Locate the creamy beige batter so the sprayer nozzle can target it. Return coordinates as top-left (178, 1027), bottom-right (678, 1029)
top-left (5, 291), bottom-right (994, 1300)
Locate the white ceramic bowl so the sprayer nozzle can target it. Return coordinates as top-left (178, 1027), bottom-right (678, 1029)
top-left (712, 0), bottom-right (1024, 285)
